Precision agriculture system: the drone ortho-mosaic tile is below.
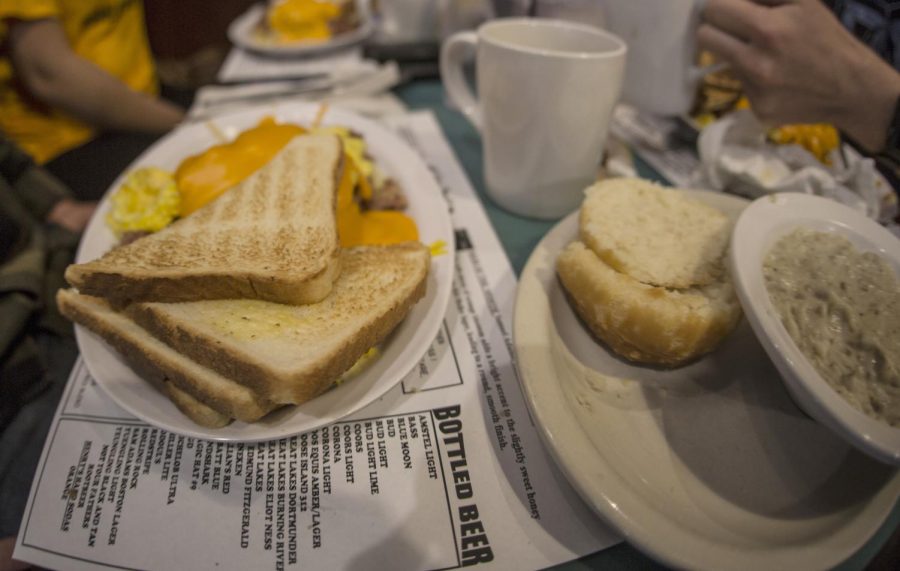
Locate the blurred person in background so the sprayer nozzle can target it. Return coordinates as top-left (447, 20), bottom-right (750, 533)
top-left (0, 0), bottom-right (185, 202)
top-left (0, 136), bottom-right (87, 571)
top-left (0, 3), bottom-right (184, 568)
top-left (698, 0), bottom-right (900, 156)
top-left (828, 0), bottom-right (899, 69)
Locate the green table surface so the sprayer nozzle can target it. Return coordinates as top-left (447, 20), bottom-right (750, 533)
top-left (395, 79), bottom-right (900, 570)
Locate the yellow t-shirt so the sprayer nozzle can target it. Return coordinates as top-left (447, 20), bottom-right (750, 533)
top-left (0, 0), bottom-right (159, 163)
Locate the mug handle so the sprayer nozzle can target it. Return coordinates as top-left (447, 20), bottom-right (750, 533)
top-left (440, 31), bottom-right (482, 131)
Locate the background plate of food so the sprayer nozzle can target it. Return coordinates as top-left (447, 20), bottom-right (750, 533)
top-left (513, 179), bottom-right (900, 570)
top-left (71, 101), bottom-right (455, 442)
top-left (228, 0), bottom-right (375, 56)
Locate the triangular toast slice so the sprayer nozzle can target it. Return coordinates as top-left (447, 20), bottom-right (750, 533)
top-left (57, 288), bottom-right (279, 425)
top-left (164, 381), bottom-right (232, 429)
top-left (127, 242), bottom-right (430, 405)
top-left (65, 134), bottom-right (343, 306)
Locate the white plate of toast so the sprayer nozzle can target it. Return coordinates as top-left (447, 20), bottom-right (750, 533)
top-left (228, 2), bottom-right (375, 57)
top-left (70, 102), bottom-right (454, 442)
top-left (514, 186), bottom-right (900, 570)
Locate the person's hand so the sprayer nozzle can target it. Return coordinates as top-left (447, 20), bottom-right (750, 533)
top-left (46, 199), bottom-right (97, 233)
top-left (0, 536), bottom-right (29, 571)
top-left (698, 0), bottom-right (900, 152)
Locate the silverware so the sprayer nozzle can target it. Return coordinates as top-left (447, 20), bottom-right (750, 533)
top-left (214, 73), bottom-right (328, 86)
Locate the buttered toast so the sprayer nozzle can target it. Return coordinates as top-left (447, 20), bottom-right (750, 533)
top-left (59, 243), bottom-right (430, 424)
top-left (65, 134), bottom-right (343, 306)
top-left (128, 243), bottom-right (430, 404)
top-left (164, 381), bottom-right (232, 429)
top-left (57, 289), bottom-right (279, 425)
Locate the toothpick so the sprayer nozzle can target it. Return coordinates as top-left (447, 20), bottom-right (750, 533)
top-left (205, 120), bottom-right (228, 144)
top-left (312, 103), bottom-right (329, 128)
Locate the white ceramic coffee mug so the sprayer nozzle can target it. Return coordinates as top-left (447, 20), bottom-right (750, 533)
top-left (441, 18), bottom-right (626, 219)
top-left (602, 0), bottom-right (721, 115)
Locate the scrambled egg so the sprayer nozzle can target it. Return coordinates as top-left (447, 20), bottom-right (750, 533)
top-left (310, 125), bottom-right (375, 183)
top-left (267, 0), bottom-right (342, 42)
top-left (106, 167), bottom-right (180, 236)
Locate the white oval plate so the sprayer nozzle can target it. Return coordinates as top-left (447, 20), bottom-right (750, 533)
top-left (514, 189), bottom-right (900, 570)
top-left (73, 102), bottom-right (454, 442)
top-left (228, 2), bottom-right (374, 57)
top-left (730, 192), bottom-right (900, 465)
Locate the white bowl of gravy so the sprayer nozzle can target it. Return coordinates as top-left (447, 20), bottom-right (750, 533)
top-left (730, 192), bottom-right (900, 465)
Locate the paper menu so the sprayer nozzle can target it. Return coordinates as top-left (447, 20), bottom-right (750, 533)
top-left (14, 112), bottom-right (620, 570)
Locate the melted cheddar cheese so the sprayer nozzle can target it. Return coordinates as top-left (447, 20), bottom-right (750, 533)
top-left (175, 118), bottom-right (306, 216)
top-left (336, 157), bottom-right (418, 247)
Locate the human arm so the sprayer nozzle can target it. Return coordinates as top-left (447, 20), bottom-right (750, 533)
top-left (698, 0), bottom-right (900, 153)
top-left (7, 18), bottom-right (184, 135)
top-left (0, 135), bottom-right (95, 232)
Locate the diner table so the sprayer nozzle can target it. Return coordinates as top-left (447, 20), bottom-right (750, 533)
top-left (8, 73), bottom-right (899, 570)
top-left (394, 78), bottom-right (900, 571)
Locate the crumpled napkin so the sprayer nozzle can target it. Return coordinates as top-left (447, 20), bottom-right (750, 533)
top-left (696, 110), bottom-right (898, 223)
